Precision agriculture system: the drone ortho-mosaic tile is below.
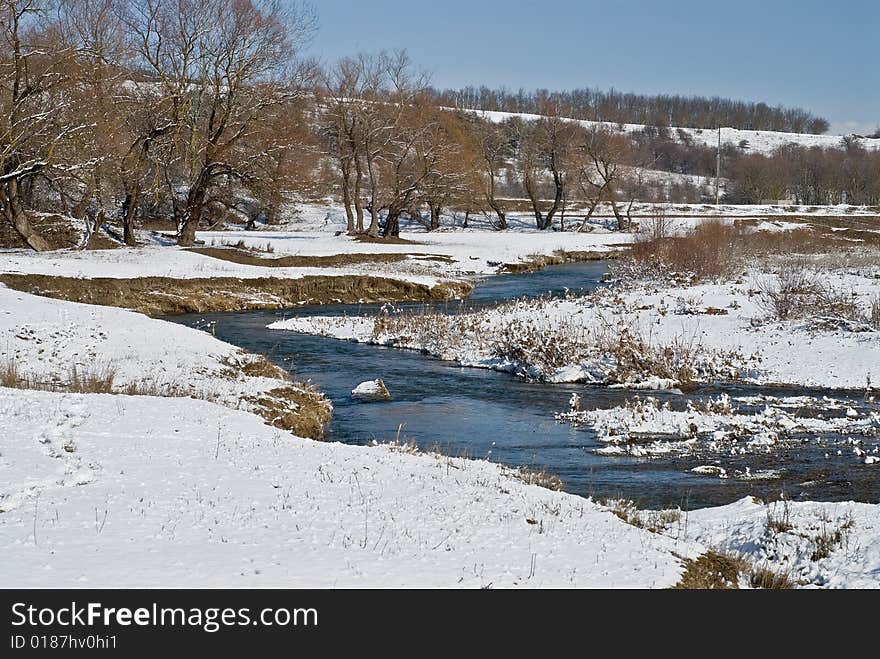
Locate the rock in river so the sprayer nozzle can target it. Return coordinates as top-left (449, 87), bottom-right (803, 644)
top-left (351, 379), bottom-right (392, 402)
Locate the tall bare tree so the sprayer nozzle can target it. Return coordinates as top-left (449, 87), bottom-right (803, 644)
top-left (128, 0), bottom-right (315, 246)
top-left (0, 0), bottom-right (86, 250)
top-left (575, 127), bottom-right (632, 231)
top-left (468, 114), bottom-right (511, 229)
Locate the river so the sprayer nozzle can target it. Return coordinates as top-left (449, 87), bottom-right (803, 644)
top-left (167, 261), bottom-right (879, 509)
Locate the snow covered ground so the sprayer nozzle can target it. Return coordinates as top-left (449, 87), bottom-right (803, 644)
top-left (3, 204), bottom-right (880, 587)
top-left (3, 383), bottom-right (877, 587)
top-left (0, 387), bottom-right (698, 587)
top-left (0, 204), bottom-right (628, 289)
top-left (0, 286), bottom-right (326, 434)
top-left (2, 203), bottom-right (875, 289)
top-left (668, 497), bottom-right (880, 588)
top-left (0, 281), bottom-right (689, 588)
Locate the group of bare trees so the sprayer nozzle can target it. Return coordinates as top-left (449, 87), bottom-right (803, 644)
top-left (434, 86), bottom-right (831, 134)
top-left (727, 141), bottom-right (880, 205)
top-left (1, 0), bottom-right (315, 250)
top-left (5, 1), bottom-right (874, 251)
top-left (319, 51), bottom-right (483, 237)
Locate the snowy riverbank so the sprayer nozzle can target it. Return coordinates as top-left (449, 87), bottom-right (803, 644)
top-left (270, 268), bottom-right (880, 391)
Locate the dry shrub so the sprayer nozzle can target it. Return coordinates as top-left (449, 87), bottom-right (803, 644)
top-left (758, 263), bottom-right (866, 323)
top-left (872, 295), bottom-right (880, 330)
top-left (628, 220), bottom-right (744, 281)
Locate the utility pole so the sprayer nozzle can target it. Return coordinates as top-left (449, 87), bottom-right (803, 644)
top-left (715, 126), bottom-right (721, 205)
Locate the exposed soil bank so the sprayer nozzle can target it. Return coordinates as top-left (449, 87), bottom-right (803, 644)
top-left (189, 246), bottom-right (414, 267)
top-left (0, 273), bottom-right (472, 316)
top-left (499, 249), bottom-right (623, 274)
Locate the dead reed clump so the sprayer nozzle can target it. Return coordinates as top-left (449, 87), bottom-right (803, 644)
top-left (67, 363), bottom-right (116, 394)
top-left (1, 360), bottom-right (116, 394)
top-left (675, 550), bottom-right (795, 589)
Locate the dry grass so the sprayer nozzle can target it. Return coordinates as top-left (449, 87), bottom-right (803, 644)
top-left (245, 382), bottom-right (332, 440)
top-left (766, 499), bottom-right (794, 534)
top-left (2, 353), bottom-right (332, 440)
top-left (622, 219), bottom-right (880, 284)
top-left (810, 513), bottom-right (855, 561)
top-left (369, 295), bottom-right (741, 385)
top-left (208, 238), bottom-right (275, 253)
top-left (676, 551), bottom-right (795, 589)
top-left (505, 466), bottom-right (564, 491)
top-left (189, 246), bottom-right (411, 268)
top-left (2, 359), bottom-right (116, 394)
top-left (603, 499), bottom-right (683, 534)
top-left (0, 273), bottom-right (471, 315)
top-left (675, 551), bottom-right (748, 589)
top-left (749, 563), bottom-right (796, 589)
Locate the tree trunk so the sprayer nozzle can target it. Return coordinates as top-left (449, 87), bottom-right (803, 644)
top-left (609, 194), bottom-right (624, 230)
top-left (367, 206), bottom-right (380, 238)
top-left (340, 156), bottom-right (355, 233)
top-left (543, 167), bottom-right (564, 230)
top-left (429, 203), bottom-right (441, 231)
top-left (9, 209), bottom-right (51, 251)
top-left (178, 172), bottom-right (210, 246)
top-left (3, 180), bottom-right (50, 251)
top-left (524, 171), bottom-right (544, 230)
top-left (382, 210), bottom-right (401, 238)
top-left (353, 155), bottom-right (365, 233)
top-left (122, 185), bottom-right (139, 246)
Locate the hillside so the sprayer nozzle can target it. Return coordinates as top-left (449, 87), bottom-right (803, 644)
top-left (471, 109), bottom-right (880, 156)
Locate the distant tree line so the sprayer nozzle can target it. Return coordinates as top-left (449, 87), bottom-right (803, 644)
top-left (726, 140), bottom-right (880, 205)
top-left (429, 86), bottom-right (831, 135)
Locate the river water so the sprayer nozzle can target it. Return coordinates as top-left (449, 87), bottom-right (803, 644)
top-left (167, 261), bottom-right (879, 509)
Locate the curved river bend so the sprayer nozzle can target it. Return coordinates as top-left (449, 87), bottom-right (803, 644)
top-left (167, 261), bottom-right (879, 509)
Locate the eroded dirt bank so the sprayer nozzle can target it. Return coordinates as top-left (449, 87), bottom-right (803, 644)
top-left (0, 273), bottom-right (472, 316)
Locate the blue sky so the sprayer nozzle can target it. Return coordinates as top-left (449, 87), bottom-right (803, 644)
top-left (306, 0), bottom-right (879, 135)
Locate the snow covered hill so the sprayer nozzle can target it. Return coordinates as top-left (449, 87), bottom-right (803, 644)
top-left (468, 109), bottom-right (880, 156)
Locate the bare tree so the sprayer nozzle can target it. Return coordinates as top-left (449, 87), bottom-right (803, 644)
top-left (514, 99), bottom-right (576, 230)
top-left (0, 0), bottom-right (87, 250)
top-left (350, 50), bottom-right (429, 238)
top-left (128, 0), bottom-right (315, 246)
top-left (575, 127), bottom-right (632, 231)
top-left (468, 114), bottom-right (511, 229)
top-left (416, 108), bottom-right (473, 231)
